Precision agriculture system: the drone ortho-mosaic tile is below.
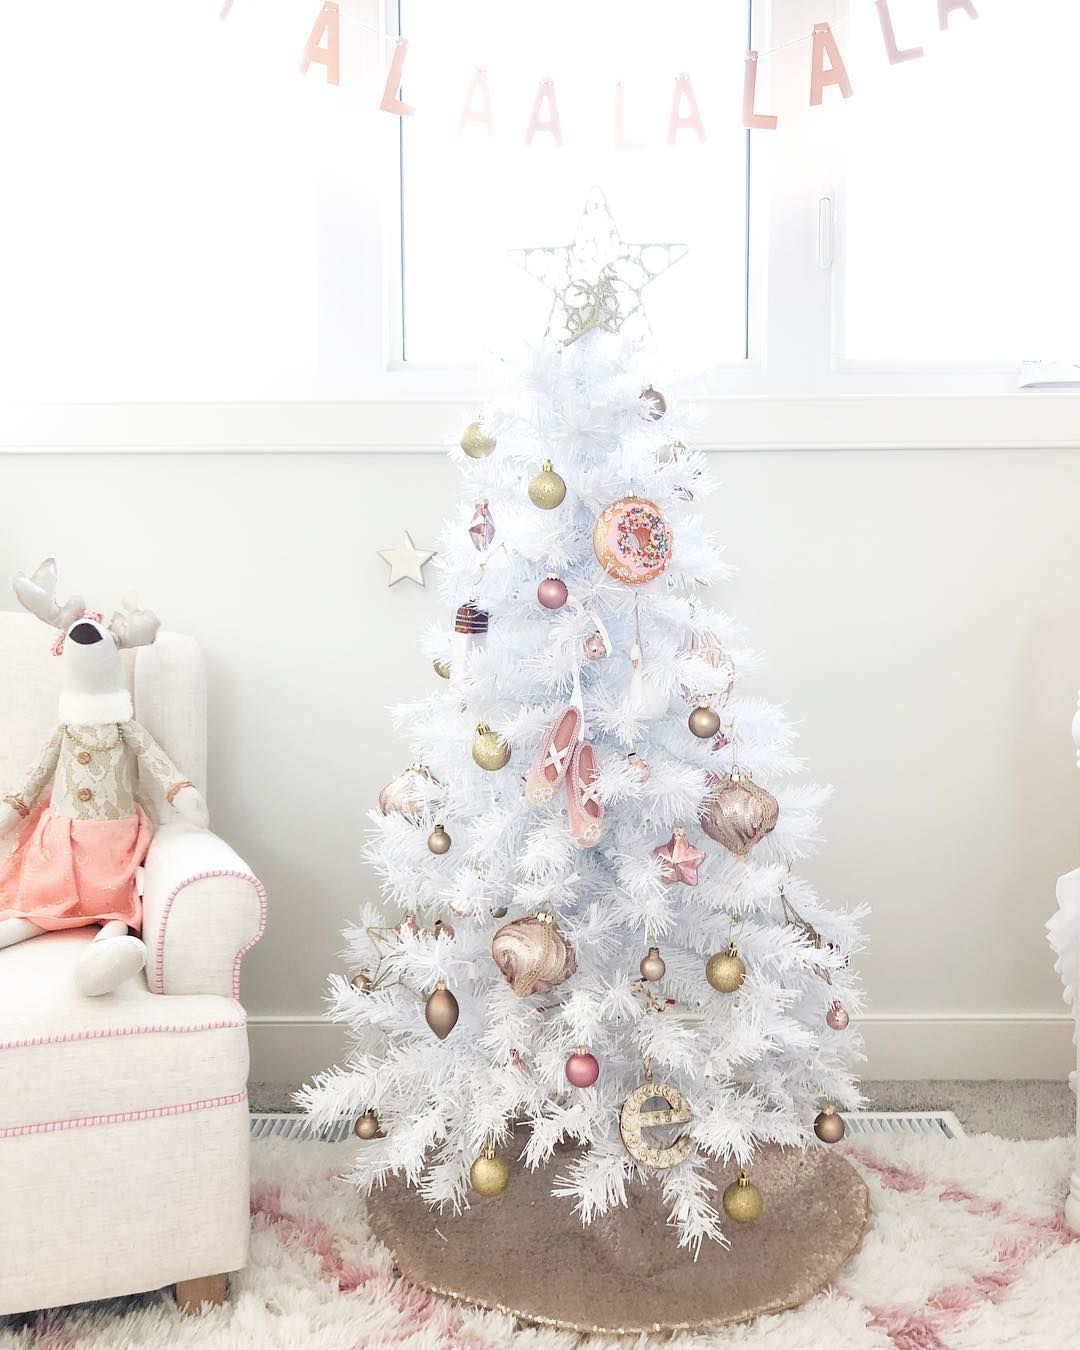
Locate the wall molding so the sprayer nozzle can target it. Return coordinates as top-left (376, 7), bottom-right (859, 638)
top-left (247, 1012), bottom-right (1075, 1087)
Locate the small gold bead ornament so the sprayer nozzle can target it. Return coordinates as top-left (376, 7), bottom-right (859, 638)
top-left (527, 460), bottom-right (567, 510)
top-left (351, 971), bottom-right (372, 992)
top-left (433, 658), bottom-right (451, 680)
top-left (722, 1171), bottom-right (763, 1223)
top-left (427, 823), bottom-right (451, 855)
top-left (814, 1105), bottom-right (846, 1144)
top-left (639, 946), bottom-right (666, 981)
top-left (705, 942), bottom-right (746, 993)
top-left (472, 724), bottom-right (511, 771)
top-left (469, 1146), bottom-right (509, 1196)
top-left (354, 1110), bottom-right (381, 1140)
top-left (460, 421), bottom-right (496, 458)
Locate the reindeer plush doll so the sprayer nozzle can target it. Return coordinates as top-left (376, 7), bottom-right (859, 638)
top-left (0, 560), bottom-right (209, 995)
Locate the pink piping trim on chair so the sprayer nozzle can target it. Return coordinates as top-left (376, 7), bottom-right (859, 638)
top-left (0, 1019), bottom-right (246, 1052)
top-left (0, 1091), bottom-right (248, 1139)
top-left (152, 870), bottom-right (268, 999)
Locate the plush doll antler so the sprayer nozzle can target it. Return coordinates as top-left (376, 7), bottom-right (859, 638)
top-left (13, 558), bottom-right (87, 633)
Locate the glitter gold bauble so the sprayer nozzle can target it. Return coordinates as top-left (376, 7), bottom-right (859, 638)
top-left (433, 658), bottom-right (451, 679)
top-left (472, 723), bottom-right (511, 771)
top-left (722, 1171), bottom-right (763, 1223)
top-left (639, 946), bottom-right (666, 981)
top-left (491, 911), bottom-right (576, 997)
top-left (619, 1080), bottom-right (693, 1169)
top-left (461, 421), bottom-right (496, 458)
top-left (528, 460), bottom-right (567, 510)
top-left (814, 1105), bottom-right (846, 1144)
top-left (427, 823), bottom-right (451, 855)
top-left (354, 1111), bottom-right (380, 1140)
top-left (470, 1148), bottom-right (509, 1196)
top-left (688, 706), bottom-right (721, 739)
top-left (706, 943), bottom-right (746, 993)
top-left (424, 981), bottom-right (460, 1039)
top-left (699, 769), bottom-right (779, 861)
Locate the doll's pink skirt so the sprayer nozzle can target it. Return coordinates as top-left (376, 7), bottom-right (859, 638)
top-left (0, 795), bottom-right (151, 931)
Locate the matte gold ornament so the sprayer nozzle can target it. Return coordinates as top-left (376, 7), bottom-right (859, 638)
top-left (491, 911), bottom-right (576, 997)
top-left (642, 386), bottom-right (667, 419)
top-left (424, 981), bottom-right (460, 1039)
top-left (461, 421), bottom-right (496, 458)
top-left (814, 1105), bottom-right (846, 1144)
top-left (433, 657), bottom-right (451, 679)
top-left (378, 763), bottom-right (441, 823)
top-left (722, 1171), bottom-right (763, 1223)
top-left (699, 768), bottom-right (779, 861)
top-left (354, 1110), bottom-right (381, 1140)
top-left (351, 971), bottom-right (372, 992)
top-left (528, 460), bottom-right (567, 510)
top-left (470, 1146), bottom-right (510, 1196)
top-left (472, 723), bottom-right (511, 772)
top-left (619, 1080), bottom-right (693, 1169)
top-left (706, 942), bottom-right (746, 993)
top-left (688, 706), bottom-right (721, 739)
top-left (639, 946), bottom-right (666, 981)
top-left (427, 823), bottom-right (451, 855)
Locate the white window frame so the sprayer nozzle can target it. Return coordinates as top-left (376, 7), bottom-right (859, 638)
top-left (2, 0), bottom-right (1078, 454)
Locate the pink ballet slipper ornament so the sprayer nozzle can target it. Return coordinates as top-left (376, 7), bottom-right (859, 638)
top-left (525, 706), bottom-right (581, 806)
top-left (653, 825), bottom-right (706, 886)
top-left (566, 740), bottom-right (604, 848)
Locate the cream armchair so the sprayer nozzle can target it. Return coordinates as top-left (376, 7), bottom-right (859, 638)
top-left (0, 613), bottom-right (265, 1317)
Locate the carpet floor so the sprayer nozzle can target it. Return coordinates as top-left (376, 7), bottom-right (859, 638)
top-left (3, 1130), bottom-right (1079, 1348)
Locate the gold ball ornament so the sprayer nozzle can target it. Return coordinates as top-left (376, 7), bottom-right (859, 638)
top-left (424, 981), bottom-right (460, 1039)
top-left (527, 460), bottom-right (567, 510)
top-left (354, 1110), bottom-right (381, 1140)
top-left (351, 971), bottom-right (372, 992)
top-left (433, 658), bottom-right (451, 680)
top-left (427, 823), bottom-right (452, 855)
top-left (639, 946), bottom-right (666, 981)
top-left (460, 421), bottom-right (496, 458)
top-left (722, 1171), bottom-right (763, 1224)
top-left (688, 705), bottom-right (721, 739)
top-left (706, 942), bottom-right (746, 993)
top-left (814, 1105), bottom-right (846, 1144)
top-left (470, 1147), bottom-right (509, 1196)
top-left (472, 723), bottom-right (511, 772)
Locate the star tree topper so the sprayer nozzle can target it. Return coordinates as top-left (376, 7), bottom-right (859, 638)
top-left (511, 188), bottom-right (687, 346)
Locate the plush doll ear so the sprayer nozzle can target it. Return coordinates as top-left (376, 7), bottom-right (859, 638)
top-left (108, 593), bottom-right (161, 649)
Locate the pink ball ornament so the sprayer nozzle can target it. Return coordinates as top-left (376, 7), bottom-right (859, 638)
top-left (538, 575), bottom-right (568, 610)
top-left (826, 1001), bottom-right (850, 1031)
top-left (565, 1049), bottom-right (600, 1088)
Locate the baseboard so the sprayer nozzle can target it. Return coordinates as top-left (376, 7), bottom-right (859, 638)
top-left (247, 1013), bottom-right (1075, 1087)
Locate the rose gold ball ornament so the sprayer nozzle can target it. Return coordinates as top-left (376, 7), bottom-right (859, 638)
top-left (565, 1048), bottom-right (600, 1088)
top-left (433, 918), bottom-right (455, 940)
top-left (722, 1171), bottom-right (763, 1224)
top-left (640, 946), bottom-right (666, 981)
top-left (642, 385), bottom-right (667, 420)
top-left (583, 631), bottom-right (608, 660)
top-left (472, 723), bottom-right (511, 772)
top-left (706, 942), bottom-right (746, 993)
top-left (354, 1110), bottom-right (381, 1140)
top-left (433, 658), bottom-right (451, 680)
top-left (351, 971), bottom-right (372, 992)
top-left (627, 751), bottom-right (651, 784)
top-left (814, 1105), bottom-right (846, 1144)
top-left (426, 823), bottom-right (451, 855)
top-left (826, 1000), bottom-right (850, 1031)
top-left (688, 706), bottom-right (721, 739)
top-left (537, 575), bottom-right (568, 610)
top-left (491, 911), bottom-right (576, 997)
top-left (593, 497), bottom-right (674, 586)
top-left (528, 460), bottom-right (567, 510)
top-left (460, 421), bottom-right (496, 458)
top-left (424, 981), bottom-right (460, 1039)
top-left (699, 768), bottom-right (779, 861)
top-left (378, 763), bottom-right (441, 823)
top-left (470, 1147), bottom-right (509, 1196)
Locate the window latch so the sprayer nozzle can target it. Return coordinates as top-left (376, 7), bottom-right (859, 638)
top-left (817, 195), bottom-right (834, 271)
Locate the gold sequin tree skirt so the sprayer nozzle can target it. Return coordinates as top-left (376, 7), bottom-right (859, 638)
top-left (367, 1134), bottom-right (870, 1335)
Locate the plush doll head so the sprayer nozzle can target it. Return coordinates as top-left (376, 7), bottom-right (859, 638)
top-left (13, 558), bottom-right (161, 724)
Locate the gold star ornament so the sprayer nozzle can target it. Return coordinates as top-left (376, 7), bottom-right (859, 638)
top-left (511, 188), bottom-right (687, 346)
top-left (378, 532), bottom-right (436, 587)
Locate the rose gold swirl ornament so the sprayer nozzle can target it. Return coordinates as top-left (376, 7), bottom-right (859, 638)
top-left (490, 911), bottom-right (576, 997)
top-left (699, 768), bottom-right (779, 861)
top-left (592, 496), bottom-right (673, 586)
top-left (378, 763), bottom-right (441, 823)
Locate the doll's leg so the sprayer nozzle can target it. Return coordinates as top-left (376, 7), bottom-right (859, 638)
top-left (0, 917), bottom-right (46, 949)
top-left (74, 921), bottom-right (147, 997)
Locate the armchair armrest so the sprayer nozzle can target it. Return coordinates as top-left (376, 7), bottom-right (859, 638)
top-left (141, 822), bottom-right (267, 1000)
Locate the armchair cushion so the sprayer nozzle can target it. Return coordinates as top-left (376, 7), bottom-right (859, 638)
top-left (141, 822), bottom-right (266, 999)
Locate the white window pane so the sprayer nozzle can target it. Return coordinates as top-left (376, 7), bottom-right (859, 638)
top-left (841, 0), bottom-right (1080, 363)
top-left (399, 0), bottom-right (750, 370)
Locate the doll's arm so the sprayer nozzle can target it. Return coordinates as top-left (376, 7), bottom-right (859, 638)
top-left (120, 720), bottom-right (209, 828)
top-left (0, 726), bottom-right (63, 836)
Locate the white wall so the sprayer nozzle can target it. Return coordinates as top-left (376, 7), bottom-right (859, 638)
top-left (2, 448), bottom-right (1077, 1081)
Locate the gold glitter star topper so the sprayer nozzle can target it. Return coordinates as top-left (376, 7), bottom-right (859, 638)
top-left (511, 188), bottom-right (687, 346)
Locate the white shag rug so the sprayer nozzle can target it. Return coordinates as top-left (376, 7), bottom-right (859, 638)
top-left (2, 1132), bottom-right (1078, 1349)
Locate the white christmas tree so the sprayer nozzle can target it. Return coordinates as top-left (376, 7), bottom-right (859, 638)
top-left (299, 195), bottom-right (866, 1252)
